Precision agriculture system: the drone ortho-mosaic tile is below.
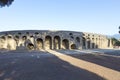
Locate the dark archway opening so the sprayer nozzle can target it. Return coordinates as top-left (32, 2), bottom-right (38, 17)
top-left (27, 43), bottom-right (34, 50)
top-left (82, 37), bottom-right (86, 49)
top-left (22, 36), bottom-right (27, 40)
top-left (45, 36), bottom-right (52, 49)
top-left (54, 36), bottom-right (60, 49)
top-left (87, 38), bottom-right (91, 49)
top-left (92, 38), bottom-right (95, 49)
top-left (14, 35), bottom-right (19, 46)
top-left (108, 39), bottom-right (110, 47)
top-left (62, 39), bottom-right (69, 49)
top-left (36, 38), bottom-right (43, 50)
top-left (76, 37), bottom-right (80, 43)
top-left (71, 44), bottom-right (77, 49)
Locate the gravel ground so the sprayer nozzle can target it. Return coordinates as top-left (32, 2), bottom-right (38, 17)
top-left (0, 51), bottom-right (105, 80)
top-left (0, 49), bottom-right (120, 80)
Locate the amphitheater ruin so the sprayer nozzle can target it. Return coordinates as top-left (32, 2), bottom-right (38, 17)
top-left (0, 30), bottom-right (113, 51)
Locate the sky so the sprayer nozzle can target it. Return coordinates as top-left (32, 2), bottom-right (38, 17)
top-left (0, 0), bottom-right (120, 35)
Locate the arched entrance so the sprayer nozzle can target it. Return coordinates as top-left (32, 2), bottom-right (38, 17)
top-left (76, 37), bottom-right (80, 49)
top-left (45, 36), bottom-right (52, 49)
top-left (22, 36), bottom-right (27, 40)
top-left (82, 37), bottom-right (86, 49)
top-left (92, 38), bottom-right (95, 48)
top-left (76, 37), bottom-right (80, 43)
top-left (14, 35), bottom-right (19, 46)
top-left (96, 38), bottom-right (98, 48)
top-left (54, 36), bottom-right (60, 49)
top-left (108, 39), bottom-right (110, 47)
top-left (71, 44), bottom-right (76, 49)
top-left (62, 39), bottom-right (69, 49)
top-left (36, 38), bottom-right (43, 50)
top-left (87, 38), bottom-right (90, 49)
top-left (27, 43), bottom-right (34, 50)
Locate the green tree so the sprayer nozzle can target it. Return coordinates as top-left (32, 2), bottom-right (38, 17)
top-left (0, 0), bottom-right (14, 7)
top-left (111, 38), bottom-right (120, 46)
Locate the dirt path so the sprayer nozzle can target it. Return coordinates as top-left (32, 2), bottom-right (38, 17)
top-left (47, 50), bottom-right (120, 80)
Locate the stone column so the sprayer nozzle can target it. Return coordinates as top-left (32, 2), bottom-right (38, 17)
top-left (85, 39), bottom-right (88, 49)
top-left (51, 37), bottom-right (54, 50)
top-left (34, 37), bottom-right (37, 50)
top-left (90, 38), bottom-right (93, 49)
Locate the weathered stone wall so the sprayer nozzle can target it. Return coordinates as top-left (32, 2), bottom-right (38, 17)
top-left (0, 30), bottom-right (112, 50)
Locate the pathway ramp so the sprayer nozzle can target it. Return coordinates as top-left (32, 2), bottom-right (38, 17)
top-left (47, 50), bottom-right (120, 80)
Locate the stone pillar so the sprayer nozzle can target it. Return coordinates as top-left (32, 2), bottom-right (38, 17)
top-left (85, 39), bottom-right (88, 49)
top-left (60, 39), bottom-right (63, 49)
top-left (34, 37), bottom-right (37, 50)
top-left (51, 37), bottom-right (54, 49)
top-left (90, 39), bottom-right (93, 49)
top-left (78, 37), bottom-right (82, 49)
top-left (59, 37), bottom-right (62, 49)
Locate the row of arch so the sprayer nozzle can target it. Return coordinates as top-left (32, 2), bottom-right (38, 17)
top-left (25, 36), bottom-right (70, 50)
top-left (82, 37), bottom-right (106, 49)
top-left (0, 32), bottom-right (109, 50)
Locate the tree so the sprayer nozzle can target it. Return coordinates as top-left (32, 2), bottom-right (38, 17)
top-left (0, 0), bottom-right (14, 7)
top-left (119, 26), bottom-right (120, 34)
top-left (111, 38), bottom-right (120, 46)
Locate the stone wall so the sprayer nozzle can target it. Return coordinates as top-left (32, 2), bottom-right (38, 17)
top-left (0, 30), bottom-right (112, 50)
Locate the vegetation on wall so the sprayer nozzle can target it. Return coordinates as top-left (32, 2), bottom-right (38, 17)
top-left (111, 38), bottom-right (120, 46)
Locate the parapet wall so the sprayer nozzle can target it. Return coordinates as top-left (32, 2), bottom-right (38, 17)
top-left (0, 30), bottom-right (112, 50)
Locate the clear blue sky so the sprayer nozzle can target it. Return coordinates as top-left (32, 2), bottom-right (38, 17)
top-left (0, 0), bottom-right (120, 35)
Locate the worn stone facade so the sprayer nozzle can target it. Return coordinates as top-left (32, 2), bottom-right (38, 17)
top-left (0, 30), bottom-right (112, 51)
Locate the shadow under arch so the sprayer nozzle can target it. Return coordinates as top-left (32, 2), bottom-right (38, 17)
top-left (82, 37), bottom-right (86, 49)
top-left (62, 39), bottom-right (69, 49)
top-left (36, 38), bottom-right (43, 50)
top-left (92, 38), bottom-right (95, 49)
top-left (27, 43), bottom-right (34, 50)
top-left (71, 44), bottom-right (77, 49)
top-left (76, 37), bottom-right (80, 43)
top-left (45, 35), bottom-right (52, 49)
top-left (54, 36), bottom-right (61, 49)
top-left (87, 37), bottom-right (91, 49)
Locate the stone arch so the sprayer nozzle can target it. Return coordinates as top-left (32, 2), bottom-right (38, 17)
top-left (22, 36), bottom-right (27, 40)
top-left (82, 37), bottom-right (86, 48)
top-left (96, 38), bottom-right (98, 48)
top-left (29, 35), bottom-right (34, 44)
top-left (71, 44), bottom-right (77, 49)
top-left (18, 32), bottom-right (22, 35)
top-left (26, 32), bottom-right (29, 35)
top-left (54, 36), bottom-right (60, 49)
top-left (0, 36), bottom-right (7, 49)
top-left (87, 38), bottom-right (90, 49)
top-left (62, 39), bottom-right (69, 49)
top-left (45, 36), bottom-right (52, 49)
top-left (27, 43), bottom-right (34, 50)
top-left (1, 36), bottom-right (6, 40)
top-left (98, 38), bottom-right (101, 48)
top-left (69, 33), bottom-right (73, 36)
top-left (76, 37), bottom-right (80, 49)
top-left (7, 35), bottom-right (12, 39)
top-left (36, 38), bottom-right (43, 50)
top-left (14, 35), bottom-right (19, 46)
top-left (76, 37), bottom-right (80, 43)
top-left (108, 39), bottom-right (110, 47)
top-left (14, 35), bottom-right (19, 40)
top-left (35, 32), bottom-right (39, 35)
top-left (7, 35), bottom-right (16, 50)
top-left (92, 38), bottom-right (95, 48)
